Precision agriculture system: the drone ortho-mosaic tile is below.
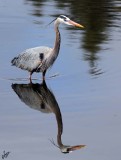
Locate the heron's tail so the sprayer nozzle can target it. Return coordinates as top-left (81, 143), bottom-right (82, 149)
top-left (11, 57), bottom-right (19, 66)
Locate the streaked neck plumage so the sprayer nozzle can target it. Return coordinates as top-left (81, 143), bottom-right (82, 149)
top-left (53, 21), bottom-right (61, 57)
top-left (47, 20), bottom-right (61, 68)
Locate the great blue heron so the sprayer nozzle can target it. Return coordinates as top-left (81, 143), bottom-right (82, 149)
top-left (12, 81), bottom-right (85, 154)
top-left (11, 15), bottom-right (84, 81)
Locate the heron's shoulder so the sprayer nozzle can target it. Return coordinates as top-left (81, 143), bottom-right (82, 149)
top-left (25, 46), bottom-right (52, 54)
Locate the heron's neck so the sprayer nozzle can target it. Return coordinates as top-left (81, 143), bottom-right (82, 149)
top-left (53, 25), bottom-right (61, 55)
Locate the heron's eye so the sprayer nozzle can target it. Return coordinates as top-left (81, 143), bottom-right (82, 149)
top-left (64, 19), bottom-right (67, 22)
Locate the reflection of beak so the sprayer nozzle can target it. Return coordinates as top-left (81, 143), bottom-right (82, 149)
top-left (68, 20), bottom-right (84, 28)
top-left (61, 144), bottom-right (86, 154)
top-left (68, 145), bottom-right (86, 152)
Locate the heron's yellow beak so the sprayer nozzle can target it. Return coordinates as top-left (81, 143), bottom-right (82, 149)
top-left (69, 20), bottom-right (84, 29)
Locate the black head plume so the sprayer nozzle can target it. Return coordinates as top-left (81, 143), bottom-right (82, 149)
top-left (46, 17), bottom-right (57, 26)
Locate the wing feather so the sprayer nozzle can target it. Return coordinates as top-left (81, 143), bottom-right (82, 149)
top-left (11, 46), bottom-right (52, 72)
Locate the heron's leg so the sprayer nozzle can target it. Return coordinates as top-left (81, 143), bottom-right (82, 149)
top-left (29, 72), bottom-right (32, 83)
top-left (42, 70), bottom-right (46, 82)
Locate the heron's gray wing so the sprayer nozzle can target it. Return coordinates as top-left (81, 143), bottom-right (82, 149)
top-left (11, 46), bottom-right (52, 72)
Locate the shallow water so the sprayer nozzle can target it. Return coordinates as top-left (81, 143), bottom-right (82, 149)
top-left (0, 0), bottom-right (121, 159)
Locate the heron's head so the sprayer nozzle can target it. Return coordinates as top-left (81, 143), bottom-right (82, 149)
top-left (56, 15), bottom-right (84, 28)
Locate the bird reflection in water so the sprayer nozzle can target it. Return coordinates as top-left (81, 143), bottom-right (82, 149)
top-left (12, 81), bottom-right (85, 154)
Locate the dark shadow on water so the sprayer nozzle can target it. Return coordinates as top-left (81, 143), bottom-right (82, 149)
top-left (11, 80), bottom-right (85, 154)
top-left (24, 0), bottom-right (45, 17)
